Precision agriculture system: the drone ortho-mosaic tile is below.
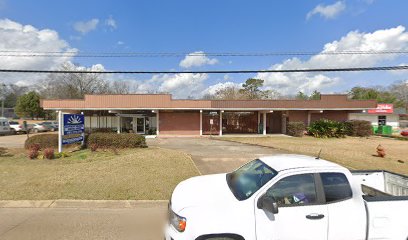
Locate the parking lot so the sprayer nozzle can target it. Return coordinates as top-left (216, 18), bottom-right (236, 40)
top-left (0, 132), bottom-right (52, 149)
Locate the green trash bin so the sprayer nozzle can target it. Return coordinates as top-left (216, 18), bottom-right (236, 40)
top-left (378, 125), bottom-right (392, 135)
top-left (383, 125), bottom-right (393, 135)
top-left (372, 126), bottom-right (379, 134)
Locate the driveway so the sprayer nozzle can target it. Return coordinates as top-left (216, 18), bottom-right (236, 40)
top-left (148, 137), bottom-right (286, 174)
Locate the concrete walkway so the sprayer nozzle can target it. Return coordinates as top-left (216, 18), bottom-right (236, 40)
top-left (148, 137), bottom-right (285, 174)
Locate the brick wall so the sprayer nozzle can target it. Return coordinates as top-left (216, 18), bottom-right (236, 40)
top-left (311, 110), bottom-right (349, 123)
top-left (159, 111), bottom-right (200, 135)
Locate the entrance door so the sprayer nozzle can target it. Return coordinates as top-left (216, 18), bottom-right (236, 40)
top-left (134, 117), bottom-right (145, 134)
top-left (255, 173), bottom-right (328, 240)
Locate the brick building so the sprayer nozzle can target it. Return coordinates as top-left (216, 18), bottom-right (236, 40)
top-left (41, 94), bottom-right (377, 136)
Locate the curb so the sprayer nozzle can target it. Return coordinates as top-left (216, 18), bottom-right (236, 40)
top-left (0, 200), bottom-right (168, 209)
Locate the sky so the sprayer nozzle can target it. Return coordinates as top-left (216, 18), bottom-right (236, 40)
top-left (0, 0), bottom-right (407, 98)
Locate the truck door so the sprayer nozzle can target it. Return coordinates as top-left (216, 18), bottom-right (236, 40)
top-left (319, 172), bottom-right (366, 240)
top-left (255, 173), bottom-right (328, 240)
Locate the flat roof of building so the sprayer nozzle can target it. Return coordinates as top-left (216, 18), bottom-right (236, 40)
top-left (41, 94), bottom-right (377, 110)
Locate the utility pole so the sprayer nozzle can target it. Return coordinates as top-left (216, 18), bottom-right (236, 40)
top-left (0, 83), bottom-right (5, 118)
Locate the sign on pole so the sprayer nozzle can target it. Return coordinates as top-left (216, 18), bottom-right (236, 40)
top-left (63, 114), bottom-right (85, 135)
top-left (58, 113), bottom-right (85, 152)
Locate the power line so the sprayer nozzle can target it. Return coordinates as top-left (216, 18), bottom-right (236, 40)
top-left (0, 50), bottom-right (407, 58)
top-left (0, 65), bottom-right (407, 74)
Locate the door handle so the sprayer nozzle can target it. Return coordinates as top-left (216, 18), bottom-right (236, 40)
top-left (306, 213), bottom-right (325, 220)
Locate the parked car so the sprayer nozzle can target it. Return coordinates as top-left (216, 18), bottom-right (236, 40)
top-left (31, 123), bottom-right (51, 133)
top-left (8, 121), bottom-right (28, 134)
top-left (401, 130), bottom-right (408, 137)
top-left (0, 117), bottom-right (11, 135)
top-left (41, 121), bottom-right (58, 132)
top-left (165, 155), bottom-right (408, 240)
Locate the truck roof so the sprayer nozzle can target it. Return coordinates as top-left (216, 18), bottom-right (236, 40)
top-left (259, 154), bottom-right (343, 172)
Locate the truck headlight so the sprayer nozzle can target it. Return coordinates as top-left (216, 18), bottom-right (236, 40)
top-left (169, 209), bottom-right (187, 232)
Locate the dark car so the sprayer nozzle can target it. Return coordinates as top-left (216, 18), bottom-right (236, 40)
top-left (401, 130), bottom-right (408, 137)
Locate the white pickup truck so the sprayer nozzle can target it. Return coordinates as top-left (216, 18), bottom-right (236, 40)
top-left (165, 154), bottom-right (408, 240)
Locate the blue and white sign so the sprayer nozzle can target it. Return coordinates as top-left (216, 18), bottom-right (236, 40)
top-left (62, 136), bottom-right (84, 145)
top-left (63, 114), bottom-right (85, 135)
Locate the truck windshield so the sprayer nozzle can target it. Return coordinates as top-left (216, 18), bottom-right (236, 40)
top-left (227, 159), bottom-right (278, 201)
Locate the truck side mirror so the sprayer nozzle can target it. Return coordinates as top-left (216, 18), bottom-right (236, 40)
top-left (257, 195), bottom-right (278, 214)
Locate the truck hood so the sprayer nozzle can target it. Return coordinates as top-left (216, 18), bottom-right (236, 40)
top-left (170, 174), bottom-right (237, 214)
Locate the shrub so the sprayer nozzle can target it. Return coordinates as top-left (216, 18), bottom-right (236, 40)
top-left (55, 152), bottom-right (71, 158)
top-left (91, 128), bottom-right (116, 133)
top-left (43, 148), bottom-right (55, 160)
top-left (345, 120), bottom-right (373, 137)
top-left (87, 133), bottom-right (146, 149)
top-left (90, 143), bottom-right (98, 152)
top-left (25, 134), bottom-right (58, 149)
top-left (287, 122), bottom-right (305, 137)
top-left (27, 148), bottom-right (39, 159)
top-left (308, 119), bottom-right (347, 138)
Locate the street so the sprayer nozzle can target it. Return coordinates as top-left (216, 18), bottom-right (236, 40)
top-left (0, 201), bottom-right (167, 240)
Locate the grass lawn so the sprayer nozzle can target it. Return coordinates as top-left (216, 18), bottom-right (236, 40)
top-left (0, 147), bottom-right (199, 200)
top-left (221, 136), bottom-right (408, 175)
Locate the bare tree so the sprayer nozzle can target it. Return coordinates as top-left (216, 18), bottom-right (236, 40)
top-left (109, 80), bottom-right (133, 94)
top-left (40, 62), bottom-right (110, 99)
top-left (389, 80), bottom-right (408, 107)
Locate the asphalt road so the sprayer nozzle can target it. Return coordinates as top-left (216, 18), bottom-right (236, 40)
top-left (0, 201), bottom-right (167, 240)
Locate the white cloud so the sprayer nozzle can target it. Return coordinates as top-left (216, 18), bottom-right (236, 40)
top-left (0, 18), bottom-right (77, 84)
top-left (117, 41), bottom-right (124, 45)
top-left (73, 18), bottom-right (99, 34)
top-left (256, 26), bottom-right (408, 94)
top-left (307, 1), bottom-right (346, 20)
top-left (105, 16), bottom-right (117, 30)
top-left (202, 81), bottom-right (241, 96)
top-left (179, 51), bottom-right (219, 68)
top-left (134, 73), bottom-right (209, 98)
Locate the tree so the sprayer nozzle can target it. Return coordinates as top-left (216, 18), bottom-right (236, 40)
top-left (239, 78), bottom-right (264, 99)
top-left (2, 84), bottom-right (29, 108)
top-left (40, 62), bottom-right (110, 99)
top-left (295, 91), bottom-right (309, 100)
top-left (309, 90), bottom-right (321, 100)
top-left (349, 86), bottom-right (405, 108)
top-left (389, 81), bottom-right (408, 108)
top-left (15, 91), bottom-right (44, 119)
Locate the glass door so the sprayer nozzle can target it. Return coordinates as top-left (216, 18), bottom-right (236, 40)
top-left (136, 117), bottom-right (145, 134)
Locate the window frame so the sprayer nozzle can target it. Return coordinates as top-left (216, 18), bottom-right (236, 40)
top-left (318, 172), bottom-right (353, 204)
top-left (264, 173), bottom-right (326, 208)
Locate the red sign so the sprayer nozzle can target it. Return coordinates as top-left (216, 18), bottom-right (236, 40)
top-left (368, 104), bottom-right (394, 114)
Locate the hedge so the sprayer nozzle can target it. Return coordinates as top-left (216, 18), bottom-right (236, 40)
top-left (287, 122), bottom-right (305, 137)
top-left (87, 133), bottom-right (146, 148)
top-left (25, 134), bottom-right (59, 149)
top-left (345, 120), bottom-right (373, 137)
top-left (308, 119), bottom-right (347, 138)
